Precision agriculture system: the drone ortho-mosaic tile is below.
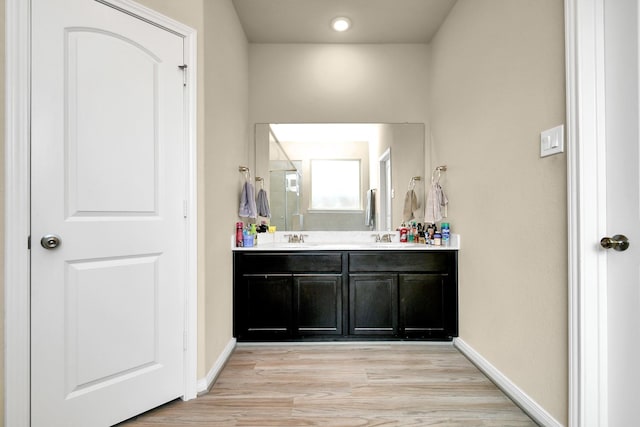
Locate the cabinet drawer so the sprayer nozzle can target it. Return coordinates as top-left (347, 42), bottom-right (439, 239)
top-left (235, 252), bottom-right (343, 273)
top-left (348, 251), bottom-right (452, 273)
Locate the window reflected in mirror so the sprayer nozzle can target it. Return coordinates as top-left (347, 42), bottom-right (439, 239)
top-left (254, 123), bottom-right (424, 232)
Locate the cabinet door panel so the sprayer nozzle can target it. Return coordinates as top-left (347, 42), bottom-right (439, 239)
top-left (244, 275), bottom-right (292, 338)
top-left (294, 275), bottom-right (342, 335)
top-left (349, 274), bottom-right (398, 335)
top-left (399, 274), bottom-right (445, 336)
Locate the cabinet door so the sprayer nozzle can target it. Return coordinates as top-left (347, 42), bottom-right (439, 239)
top-left (399, 273), bottom-right (447, 338)
top-left (239, 274), bottom-right (292, 339)
top-left (349, 274), bottom-right (398, 336)
top-left (294, 275), bottom-right (342, 336)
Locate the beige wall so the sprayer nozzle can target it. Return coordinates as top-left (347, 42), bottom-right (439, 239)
top-left (429, 0), bottom-right (567, 423)
top-left (249, 44), bottom-right (430, 124)
top-left (202, 0), bottom-right (249, 373)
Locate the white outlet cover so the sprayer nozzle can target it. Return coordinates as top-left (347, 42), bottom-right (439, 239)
top-left (540, 124), bottom-right (564, 157)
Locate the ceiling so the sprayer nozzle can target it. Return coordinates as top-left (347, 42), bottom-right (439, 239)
top-left (231, 0), bottom-right (458, 44)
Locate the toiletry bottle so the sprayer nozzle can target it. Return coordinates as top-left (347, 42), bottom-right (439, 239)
top-left (426, 223), bottom-right (434, 243)
top-left (400, 227), bottom-right (408, 243)
top-left (417, 223), bottom-right (425, 244)
top-left (250, 223), bottom-right (257, 246)
top-left (434, 231), bottom-right (442, 246)
top-left (441, 222), bottom-right (450, 246)
top-left (236, 222), bottom-right (244, 247)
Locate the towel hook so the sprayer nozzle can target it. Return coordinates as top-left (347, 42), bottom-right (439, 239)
top-left (239, 165), bottom-right (251, 181)
top-left (408, 176), bottom-right (421, 191)
top-left (255, 176), bottom-right (264, 189)
top-left (431, 165), bottom-right (447, 183)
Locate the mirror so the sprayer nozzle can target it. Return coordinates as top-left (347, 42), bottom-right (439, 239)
top-left (254, 123), bottom-right (425, 231)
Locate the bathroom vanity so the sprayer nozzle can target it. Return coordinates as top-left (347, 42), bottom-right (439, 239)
top-left (232, 233), bottom-right (459, 342)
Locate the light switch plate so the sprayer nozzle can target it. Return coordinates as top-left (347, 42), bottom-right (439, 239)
top-left (540, 125), bottom-right (564, 157)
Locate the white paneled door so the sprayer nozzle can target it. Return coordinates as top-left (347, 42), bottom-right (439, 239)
top-left (604, 0), bottom-right (640, 424)
top-left (31, 0), bottom-right (187, 425)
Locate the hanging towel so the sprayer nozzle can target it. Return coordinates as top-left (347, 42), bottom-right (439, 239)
top-left (425, 182), bottom-right (448, 224)
top-left (365, 189), bottom-right (375, 227)
top-left (402, 189), bottom-right (418, 221)
top-left (238, 181), bottom-right (257, 218)
top-left (256, 188), bottom-right (271, 218)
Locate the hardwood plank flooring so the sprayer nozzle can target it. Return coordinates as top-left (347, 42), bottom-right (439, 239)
top-left (119, 343), bottom-right (538, 426)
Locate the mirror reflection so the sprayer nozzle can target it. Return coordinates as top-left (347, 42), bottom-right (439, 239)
top-left (254, 123), bottom-right (425, 231)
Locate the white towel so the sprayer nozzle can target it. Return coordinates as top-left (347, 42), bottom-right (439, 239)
top-left (403, 189), bottom-right (418, 221)
top-left (256, 188), bottom-right (271, 218)
top-left (365, 189), bottom-right (375, 227)
top-left (238, 181), bottom-right (257, 218)
top-left (425, 182), bottom-right (448, 224)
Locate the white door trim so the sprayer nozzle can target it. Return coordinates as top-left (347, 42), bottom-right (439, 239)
top-left (565, 0), bottom-right (609, 426)
top-left (4, 1), bottom-right (198, 425)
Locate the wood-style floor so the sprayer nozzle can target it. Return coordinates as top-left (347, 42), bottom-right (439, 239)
top-left (120, 343), bottom-right (538, 426)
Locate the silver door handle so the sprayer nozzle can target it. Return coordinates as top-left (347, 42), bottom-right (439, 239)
top-left (600, 234), bottom-right (629, 251)
top-left (40, 234), bottom-right (61, 249)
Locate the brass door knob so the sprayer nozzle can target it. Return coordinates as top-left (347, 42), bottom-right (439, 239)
top-left (600, 234), bottom-right (630, 251)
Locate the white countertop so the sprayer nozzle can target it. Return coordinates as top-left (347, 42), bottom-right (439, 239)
top-left (232, 231), bottom-right (460, 251)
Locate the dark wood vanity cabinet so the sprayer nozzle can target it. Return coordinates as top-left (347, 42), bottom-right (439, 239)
top-left (348, 251), bottom-right (457, 339)
top-left (233, 250), bottom-right (457, 341)
top-left (233, 252), bottom-right (344, 340)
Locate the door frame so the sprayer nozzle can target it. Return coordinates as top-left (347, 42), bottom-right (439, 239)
top-left (4, 0), bottom-right (199, 425)
top-left (378, 148), bottom-right (391, 231)
top-left (565, 0), bottom-right (609, 425)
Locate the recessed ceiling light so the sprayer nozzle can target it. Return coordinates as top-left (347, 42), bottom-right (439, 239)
top-left (331, 17), bottom-right (351, 32)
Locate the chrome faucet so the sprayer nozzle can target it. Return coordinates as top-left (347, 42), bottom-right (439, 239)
top-left (284, 234), bottom-right (308, 243)
top-left (372, 233), bottom-right (393, 243)
top-left (381, 233), bottom-right (393, 243)
top-left (373, 233), bottom-right (394, 243)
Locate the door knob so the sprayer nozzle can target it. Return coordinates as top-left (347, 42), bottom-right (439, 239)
top-left (600, 234), bottom-right (629, 251)
top-left (40, 234), bottom-right (61, 249)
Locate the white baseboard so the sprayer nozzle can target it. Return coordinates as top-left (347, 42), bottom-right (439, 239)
top-left (196, 338), bottom-right (237, 394)
top-left (453, 338), bottom-right (563, 427)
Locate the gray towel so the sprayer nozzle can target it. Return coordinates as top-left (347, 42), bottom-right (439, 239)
top-left (256, 188), bottom-right (271, 218)
top-left (403, 189), bottom-right (417, 221)
top-left (365, 189), bottom-right (375, 227)
top-left (239, 181), bottom-right (257, 218)
top-left (425, 182), bottom-right (448, 223)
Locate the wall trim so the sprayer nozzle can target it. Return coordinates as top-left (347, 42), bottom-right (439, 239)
top-left (4, 0), bottom-right (32, 425)
top-left (564, 0), bottom-right (609, 426)
top-left (197, 339), bottom-right (237, 394)
top-left (4, 0), bottom-right (198, 424)
top-left (454, 338), bottom-right (563, 427)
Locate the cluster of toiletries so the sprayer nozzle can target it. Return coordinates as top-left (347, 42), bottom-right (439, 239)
top-left (235, 221), bottom-right (271, 247)
top-left (398, 221), bottom-right (450, 246)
